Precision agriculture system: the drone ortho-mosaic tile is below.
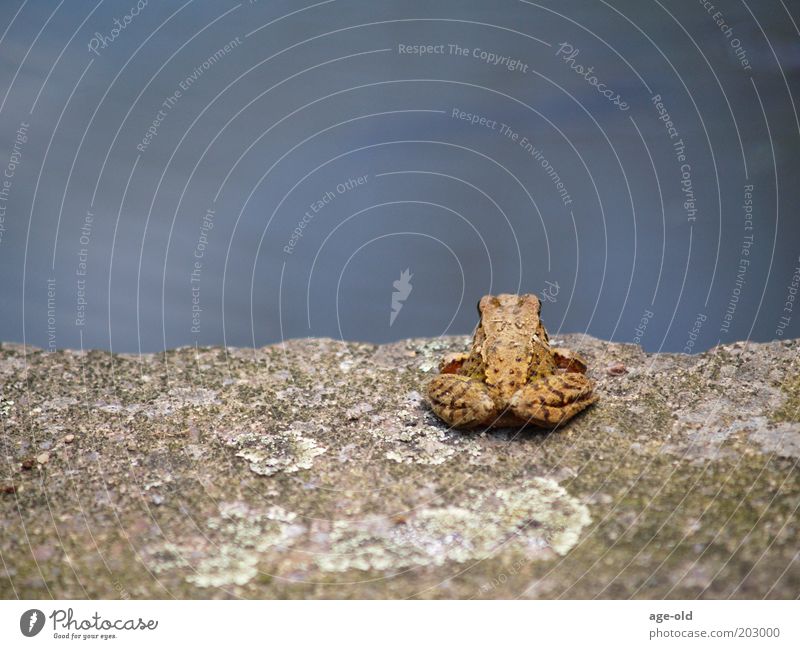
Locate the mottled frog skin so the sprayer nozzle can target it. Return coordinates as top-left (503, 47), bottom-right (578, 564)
top-left (426, 294), bottom-right (597, 429)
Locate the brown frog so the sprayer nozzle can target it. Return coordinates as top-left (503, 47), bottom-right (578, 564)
top-left (426, 294), bottom-right (597, 429)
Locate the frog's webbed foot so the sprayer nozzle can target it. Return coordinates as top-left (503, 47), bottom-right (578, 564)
top-left (426, 374), bottom-right (499, 429)
top-left (551, 347), bottom-right (589, 373)
top-left (509, 373), bottom-right (597, 427)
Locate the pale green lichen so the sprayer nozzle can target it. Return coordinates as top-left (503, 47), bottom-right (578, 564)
top-left (156, 502), bottom-right (304, 588)
top-left (187, 548), bottom-right (260, 588)
top-left (667, 405), bottom-right (800, 462)
top-left (374, 391), bottom-right (484, 465)
top-left (147, 541), bottom-right (195, 574)
top-left (227, 424), bottom-right (327, 476)
top-left (317, 477), bottom-right (590, 572)
top-left (383, 433), bottom-right (485, 465)
top-left (148, 387), bottom-right (221, 417)
top-left (91, 387), bottom-right (221, 418)
top-left (384, 435), bottom-right (458, 465)
top-left (147, 479), bottom-right (589, 584)
top-left (746, 418), bottom-right (800, 458)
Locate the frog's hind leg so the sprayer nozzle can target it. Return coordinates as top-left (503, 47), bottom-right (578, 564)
top-left (509, 373), bottom-right (597, 428)
top-left (426, 374), bottom-right (499, 429)
top-left (551, 347), bottom-right (589, 373)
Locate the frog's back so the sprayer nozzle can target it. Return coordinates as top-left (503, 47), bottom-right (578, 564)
top-left (479, 294), bottom-right (547, 399)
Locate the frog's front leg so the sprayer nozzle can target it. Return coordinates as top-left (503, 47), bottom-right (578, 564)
top-left (551, 347), bottom-right (589, 373)
top-left (509, 373), bottom-right (596, 427)
top-left (438, 352), bottom-right (470, 374)
top-left (426, 374), bottom-right (500, 429)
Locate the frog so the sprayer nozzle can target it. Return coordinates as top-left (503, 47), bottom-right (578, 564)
top-left (425, 293), bottom-right (597, 429)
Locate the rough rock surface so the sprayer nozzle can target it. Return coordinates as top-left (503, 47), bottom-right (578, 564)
top-left (0, 335), bottom-right (798, 599)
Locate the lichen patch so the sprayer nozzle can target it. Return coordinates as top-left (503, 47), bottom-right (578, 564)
top-left (146, 478), bottom-right (589, 585)
top-left (667, 410), bottom-right (800, 462)
top-left (147, 387), bottom-right (221, 417)
top-left (746, 417), bottom-right (800, 459)
top-left (150, 502), bottom-right (305, 588)
top-left (316, 477), bottom-right (590, 572)
top-left (224, 423), bottom-right (328, 476)
top-left (373, 391), bottom-right (484, 465)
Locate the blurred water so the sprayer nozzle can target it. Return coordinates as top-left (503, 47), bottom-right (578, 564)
top-left (0, 0), bottom-right (798, 353)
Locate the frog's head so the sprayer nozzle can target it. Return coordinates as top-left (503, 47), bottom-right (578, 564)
top-left (478, 294), bottom-right (543, 342)
top-left (477, 293), bottom-right (542, 322)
